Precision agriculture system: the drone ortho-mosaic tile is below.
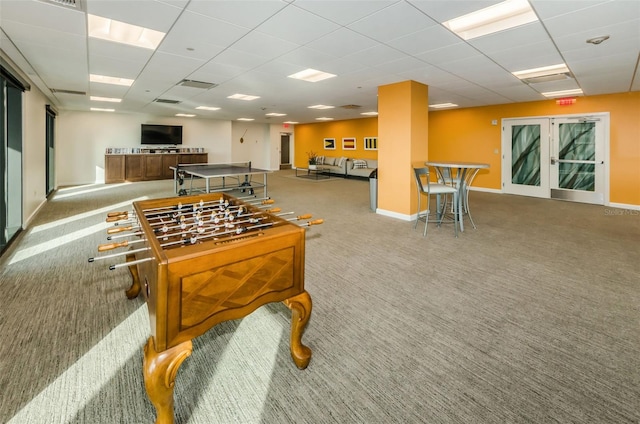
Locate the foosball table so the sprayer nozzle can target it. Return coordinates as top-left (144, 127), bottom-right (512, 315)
top-left (90, 192), bottom-right (321, 424)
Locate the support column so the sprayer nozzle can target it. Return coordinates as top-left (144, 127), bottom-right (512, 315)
top-left (377, 80), bottom-right (429, 219)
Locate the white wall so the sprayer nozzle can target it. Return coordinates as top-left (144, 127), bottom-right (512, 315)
top-left (57, 112), bottom-right (235, 185)
top-left (56, 113), bottom-right (296, 186)
top-left (22, 84), bottom-right (49, 226)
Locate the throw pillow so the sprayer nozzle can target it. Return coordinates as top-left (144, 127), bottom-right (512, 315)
top-left (316, 155), bottom-right (324, 165)
top-left (353, 159), bottom-right (367, 169)
top-left (337, 157), bottom-right (346, 167)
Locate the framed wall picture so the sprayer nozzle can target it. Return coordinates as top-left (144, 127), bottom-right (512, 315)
top-left (364, 137), bottom-right (378, 150)
top-left (342, 137), bottom-right (356, 150)
top-left (324, 138), bottom-right (336, 150)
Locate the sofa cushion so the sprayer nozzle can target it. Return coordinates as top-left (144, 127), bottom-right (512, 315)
top-left (337, 157), bottom-right (347, 167)
top-left (352, 159), bottom-right (368, 169)
top-left (324, 156), bottom-right (336, 166)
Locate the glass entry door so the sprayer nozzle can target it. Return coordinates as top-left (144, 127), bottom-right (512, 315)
top-left (503, 118), bottom-right (550, 198)
top-left (550, 117), bottom-right (605, 204)
top-left (502, 114), bottom-right (608, 205)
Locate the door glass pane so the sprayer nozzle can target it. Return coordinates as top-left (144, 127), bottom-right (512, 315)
top-left (558, 122), bottom-right (595, 160)
top-left (511, 124), bottom-right (541, 186)
top-left (6, 84), bottom-right (23, 242)
top-left (559, 163), bottom-right (595, 191)
top-left (557, 122), bottom-right (596, 192)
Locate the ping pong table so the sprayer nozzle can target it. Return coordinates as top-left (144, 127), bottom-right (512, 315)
top-left (171, 162), bottom-right (271, 197)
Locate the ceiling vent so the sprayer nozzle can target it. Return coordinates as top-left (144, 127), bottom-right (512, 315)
top-left (522, 72), bottom-right (572, 84)
top-left (51, 88), bottom-right (86, 95)
top-left (39, 0), bottom-right (85, 10)
top-left (178, 79), bottom-right (218, 89)
top-left (154, 98), bottom-right (181, 104)
top-left (340, 104), bottom-right (362, 109)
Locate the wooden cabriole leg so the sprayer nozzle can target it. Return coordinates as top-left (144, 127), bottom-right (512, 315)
top-left (283, 290), bottom-right (313, 369)
top-left (125, 252), bottom-right (141, 299)
top-left (143, 337), bottom-right (193, 424)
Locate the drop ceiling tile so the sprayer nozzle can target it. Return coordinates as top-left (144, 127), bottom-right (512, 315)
top-left (387, 24), bottom-right (462, 56)
top-left (416, 43), bottom-right (479, 66)
top-left (186, 0), bottom-right (288, 28)
top-left (254, 5), bottom-right (341, 44)
top-left (86, 0), bottom-right (183, 32)
top-left (579, 71), bottom-right (636, 95)
top-left (541, 1), bottom-right (640, 37)
top-left (0, 0), bottom-right (86, 34)
top-left (88, 38), bottom-right (154, 65)
top-left (207, 48), bottom-right (272, 73)
top-left (158, 10), bottom-right (250, 53)
top-left (552, 19), bottom-right (640, 55)
top-left (231, 30), bottom-right (301, 59)
top-left (408, 0), bottom-right (501, 23)
top-left (305, 28), bottom-right (379, 58)
top-left (347, 1), bottom-right (441, 43)
top-left (467, 22), bottom-right (550, 54)
top-left (294, 0), bottom-right (397, 26)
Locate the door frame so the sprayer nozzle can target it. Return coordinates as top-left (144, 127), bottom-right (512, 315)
top-left (502, 112), bottom-right (610, 205)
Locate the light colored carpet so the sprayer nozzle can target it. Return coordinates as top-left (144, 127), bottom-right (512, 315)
top-left (1, 170), bottom-right (639, 423)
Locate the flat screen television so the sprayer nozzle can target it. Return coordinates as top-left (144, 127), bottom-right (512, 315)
top-left (141, 124), bottom-right (183, 145)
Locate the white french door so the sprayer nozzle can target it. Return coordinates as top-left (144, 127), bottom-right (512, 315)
top-left (503, 118), bottom-right (550, 198)
top-left (502, 113), bottom-right (608, 205)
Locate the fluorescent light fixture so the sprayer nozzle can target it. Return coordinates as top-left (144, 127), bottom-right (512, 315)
top-left (90, 96), bottom-right (122, 103)
top-left (266, 113), bottom-right (286, 117)
top-left (288, 68), bottom-right (337, 82)
top-left (88, 14), bottom-right (165, 50)
top-left (316, 117), bottom-right (334, 121)
top-left (429, 103), bottom-right (459, 109)
top-left (90, 74), bottom-right (134, 87)
top-left (175, 113), bottom-right (195, 117)
top-left (308, 105), bottom-right (334, 110)
top-left (284, 121), bottom-right (298, 124)
top-left (237, 118), bottom-right (254, 121)
top-left (541, 89), bottom-right (583, 98)
top-left (90, 107), bottom-right (115, 112)
top-left (195, 106), bottom-right (221, 111)
top-left (442, 0), bottom-right (537, 40)
top-left (361, 111), bottom-right (378, 116)
top-left (227, 94), bottom-right (260, 101)
top-left (513, 64), bottom-right (569, 79)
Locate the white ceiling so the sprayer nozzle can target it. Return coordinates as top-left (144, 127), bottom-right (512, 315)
top-left (1, 0), bottom-right (638, 124)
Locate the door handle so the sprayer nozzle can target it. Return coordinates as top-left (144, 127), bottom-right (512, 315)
top-left (550, 157), bottom-right (557, 165)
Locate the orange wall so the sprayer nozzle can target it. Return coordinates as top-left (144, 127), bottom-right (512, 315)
top-left (293, 118), bottom-right (378, 165)
top-left (294, 91), bottom-right (640, 207)
top-left (428, 92), bottom-right (640, 205)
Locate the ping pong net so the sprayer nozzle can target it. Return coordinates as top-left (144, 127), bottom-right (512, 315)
top-left (175, 161), bottom-right (253, 175)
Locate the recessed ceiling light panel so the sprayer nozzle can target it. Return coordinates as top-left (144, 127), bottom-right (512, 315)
top-left (88, 14), bottom-right (165, 50)
top-left (429, 103), bottom-right (459, 109)
top-left (308, 105), bottom-right (334, 109)
top-left (541, 89), bottom-right (583, 98)
top-left (90, 74), bottom-right (134, 87)
top-left (288, 68), bottom-right (336, 82)
top-left (442, 0), bottom-right (538, 40)
top-left (513, 64), bottom-right (570, 80)
top-left (228, 94), bottom-right (260, 101)
top-left (90, 96), bottom-right (122, 103)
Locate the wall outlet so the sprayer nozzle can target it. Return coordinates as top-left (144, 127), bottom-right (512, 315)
top-left (491, 120), bottom-right (498, 126)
